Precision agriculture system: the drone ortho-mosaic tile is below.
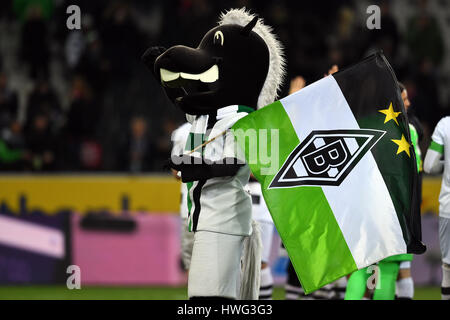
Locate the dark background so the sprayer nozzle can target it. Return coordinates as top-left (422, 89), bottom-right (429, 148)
top-left (0, 0), bottom-right (449, 173)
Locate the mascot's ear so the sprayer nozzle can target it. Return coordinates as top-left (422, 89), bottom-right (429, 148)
top-left (141, 46), bottom-right (166, 75)
top-left (241, 16), bottom-right (258, 36)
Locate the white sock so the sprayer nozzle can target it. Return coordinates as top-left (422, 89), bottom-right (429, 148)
top-left (333, 277), bottom-right (348, 300)
top-left (311, 284), bottom-right (334, 300)
top-left (442, 264), bottom-right (450, 300)
top-left (259, 267), bottom-right (273, 300)
top-left (285, 283), bottom-right (303, 300)
top-left (396, 277), bottom-right (414, 299)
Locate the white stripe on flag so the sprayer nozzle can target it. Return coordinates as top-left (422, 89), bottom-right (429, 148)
top-left (280, 76), bottom-right (406, 268)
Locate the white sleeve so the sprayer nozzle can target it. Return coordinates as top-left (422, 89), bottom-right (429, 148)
top-left (424, 118), bottom-right (446, 174)
top-left (170, 129), bottom-right (181, 157)
top-left (171, 126), bottom-right (190, 157)
top-left (424, 149), bottom-right (443, 174)
top-left (431, 118), bottom-right (447, 146)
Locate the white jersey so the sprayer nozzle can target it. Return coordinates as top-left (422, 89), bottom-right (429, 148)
top-left (185, 105), bottom-right (252, 236)
top-left (171, 122), bottom-right (191, 219)
top-left (430, 116), bottom-right (450, 219)
top-left (247, 181), bottom-right (273, 223)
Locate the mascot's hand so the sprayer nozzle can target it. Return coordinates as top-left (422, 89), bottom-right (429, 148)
top-left (167, 155), bottom-right (201, 173)
top-left (165, 155), bottom-right (197, 183)
top-left (166, 155), bottom-right (188, 172)
top-left (141, 46), bottom-right (166, 76)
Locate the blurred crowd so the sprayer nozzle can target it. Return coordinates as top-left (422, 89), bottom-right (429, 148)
top-left (0, 0), bottom-right (449, 172)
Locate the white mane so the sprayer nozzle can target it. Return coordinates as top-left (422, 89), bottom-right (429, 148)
top-left (219, 7), bottom-right (286, 109)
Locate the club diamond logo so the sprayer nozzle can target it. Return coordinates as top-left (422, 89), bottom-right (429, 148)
top-left (269, 129), bottom-right (386, 188)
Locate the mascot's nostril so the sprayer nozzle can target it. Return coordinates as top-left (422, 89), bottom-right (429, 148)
top-left (164, 77), bottom-right (214, 97)
top-left (184, 80), bottom-right (211, 95)
top-left (212, 57), bottom-right (223, 65)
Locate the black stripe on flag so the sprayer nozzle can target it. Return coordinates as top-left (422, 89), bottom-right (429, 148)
top-left (332, 52), bottom-right (425, 254)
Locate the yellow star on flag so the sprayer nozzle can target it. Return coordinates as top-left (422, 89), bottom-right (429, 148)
top-left (391, 134), bottom-right (411, 157)
top-left (378, 102), bottom-right (401, 125)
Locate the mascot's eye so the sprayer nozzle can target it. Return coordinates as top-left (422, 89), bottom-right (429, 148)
top-left (213, 31), bottom-right (224, 46)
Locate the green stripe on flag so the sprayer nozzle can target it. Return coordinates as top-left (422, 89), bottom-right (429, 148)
top-left (233, 101), bottom-right (298, 179)
top-left (265, 186), bottom-right (358, 293)
top-left (233, 101), bottom-right (357, 293)
top-left (429, 141), bottom-right (444, 154)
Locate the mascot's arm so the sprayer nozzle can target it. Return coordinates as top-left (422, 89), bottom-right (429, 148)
top-left (169, 154), bottom-right (244, 183)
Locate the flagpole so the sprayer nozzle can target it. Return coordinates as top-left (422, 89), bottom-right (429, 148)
top-left (188, 130), bottom-right (227, 154)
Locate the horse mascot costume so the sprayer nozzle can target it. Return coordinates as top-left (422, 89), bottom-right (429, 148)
top-left (142, 8), bottom-right (285, 299)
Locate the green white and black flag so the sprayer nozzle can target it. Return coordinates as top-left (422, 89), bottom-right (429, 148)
top-left (232, 52), bottom-right (425, 294)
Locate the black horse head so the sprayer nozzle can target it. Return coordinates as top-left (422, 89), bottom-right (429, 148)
top-left (142, 17), bottom-right (270, 115)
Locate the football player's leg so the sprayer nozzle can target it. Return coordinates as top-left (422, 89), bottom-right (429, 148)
top-left (260, 265), bottom-right (273, 300)
top-left (442, 263), bottom-right (450, 300)
top-left (285, 260), bottom-right (305, 300)
top-left (345, 268), bottom-right (370, 300)
top-left (259, 221), bottom-right (274, 300)
top-left (331, 277), bottom-right (348, 300)
top-left (439, 217), bottom-right (450, 300)
top-left (310, 283), bottom-right (334, 300)
top-left (395, 261), bottom-right (414, 299)
top-left (188, 231), bottom-right (245, 299)
top-left (373, 261), bottom-right (400, 300)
